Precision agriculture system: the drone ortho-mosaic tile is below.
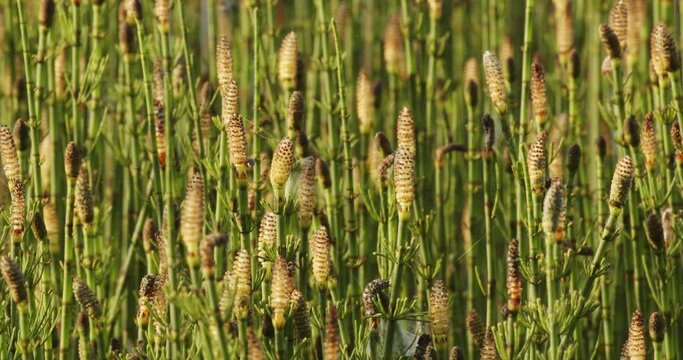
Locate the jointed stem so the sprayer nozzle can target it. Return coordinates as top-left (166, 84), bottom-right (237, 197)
top-left (18, 308), bottom-right (31, 360)
top-left (177, 2), bottom-right (207, 168)
top-left (545, 235), bottom-right (557, 360)
top-left (15, 0), bottom-right (42, 200)
top-left (59, 182), bottom-right (76, 360)
top-left (135, 20), bottom-right (164, 225)
top-left (238, 318), bottom-right (248, 360)
top-left (483, 156), bottom-right (494, 329)
top-left (71, 2), bottom-right (82, 145)
top-left (313, 1), bottom-right (342, 289)
top-left (331, 21), bottom-right (358, 339)
top-left (559, 209), bottom-right (620, 352)
top-left (383, 218), bottom-right (404, 360)
top-left (159, 23), bottom-right (180, 359)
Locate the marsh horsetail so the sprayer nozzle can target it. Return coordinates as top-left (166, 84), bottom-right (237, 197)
top-left (0, 1), bottom-right (682, 359)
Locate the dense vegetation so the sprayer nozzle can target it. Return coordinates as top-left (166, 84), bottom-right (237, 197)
top-left (0, 0), bottom-right (682, 359)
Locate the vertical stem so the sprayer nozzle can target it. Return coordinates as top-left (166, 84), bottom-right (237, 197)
top-left (251, 5), bottom-right (260, 221)
top-left (654, 342), bottom-right (663, 360)
top-left (238, 318), bottom-right (248, 359)
top-left (106, 177), bottom-right (153, 329)
top-left (18, 308), bottom-right (31, 360)
top-left (177, 2), bottom-right (207, 164)
top-left (506, 315), bottom-right (515, 359)
top-left (399, 0), bottom-right (414, 78)
top-left (559, 210), bottom-right (620, 351)
top-left (596, 154), bottom-right (613, 358)
top-left (71, 2), bottom-right (82, 145)
top-left (517, 1), bottom-right (534, 291)
top-left (275, 190), bottom-right (287, 255)
top-left (465, 104), bottom-right (477, 356)
top-left (159, 21), bottom-right (180, 359)
top-left (517, 2), bottom-right (535, 153)
top-left (82, 229), bottom-right (95, 294)
top-left (206, 275), bottom-right (229, 359)
top-left (318, 289), bottom-right (327, 354)
top-left (656, 252), bottom-right (675, 360)
top-left (48, 31), bottom-right (62, 211)
top-left (59, 182), bottom-right (76, 360)
top-left (15, 0), bottom-right (42, 199)
top-left (188, 266), bottom-right (213, 358)
top-left (123, 53), bottom-right (140, 231)
top-left (332, 17), bottom-right (358, 311)
top-left (328, 289), bottom-right (350, 349)
top-left (314, 1), bottom-right (341, 275)
top-left (483, 154), bottom-right (494, 329)
top-left (567, 76), bottom-right (578, 142)
top-left (88, 3), bottom-right (102, 147)
top-left (299, 229), bottom-right (309, 299)
top-left (425, 12), bottom-right (438, 137)
top-left (207, 0), bottom-right (217, 82)
top-left (670, 73), bottom-right (683, 147)
top-left (135, 21), bottom-right (164, 226)
top-left (611, 60), bottom-right (626, 128)
top-left (383, 218), bottom-right (404, 360)
top-left (545, 235), bottom-right (557, 360)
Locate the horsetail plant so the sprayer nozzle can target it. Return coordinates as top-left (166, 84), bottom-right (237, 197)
top-left (0, 2), bottom-right (683, 360)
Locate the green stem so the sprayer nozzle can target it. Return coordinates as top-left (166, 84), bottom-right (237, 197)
top-left (670, 73), bottom-right (683, 149)
top-left (251, 5), bottom-right (261, 229)
top-left (656, 252), bottom-right (675, 360)
top-left (383, 218), bottom-right (404, 360)
top-left (88, 3), bottom-right (102, 146)
top-left (610, 59), bottom-right (626, 128)
top-left (314, 1), bottom-right (341, 279)
top-left (214, 135), bottom-right (227, 230)
top-left (189, 266), bottom-right (213, 358)
top-left (237, 181), bottom-right (252, 248)
top-left (464, 102), bottom-right (477, 356)
top-left (82, 228), bottom-right (95, 295)
top-left (517, 0), bottom-right (534, 149)
top-left (506, 315), bottom-right (515, 359)
top-left (299, 229), bottom-right (309, 299)
top-left (568, 76), bottom-right (578, 142)
top-left (122, 55), bottom-right (140, 294)
top-left (275, 189), bottom-right (287, 255)
top-left (15, 0), bottom-right (42, 200)
top-left (559, 209), bottom-right (620, 351)
top-left (425, 12), bottom-right (438, 136)
top-left (207, 0), bottom-right (217, 82)
top-left (106, 178), bottom-right (153, 328)
top-left (206, 273), bottom-right (229, 359)
top-left (483, 155), bottom-right (494, 329)
top-left (275, 329), bottom-right (284, 359)
top-left (596, 155), bottom-right (612, 358)
top-left (517, 3), bottom-right (534, 301)
top-left (59, 182), bottom-right (76, 360)
top-left (319, 290), bottom-right (327, 354)
top-left (332, 19), bottom-right (358, 315)
top-left (545, 235), bottom-right (557, 360)
top-left (177, 2), bottom-right (207, 164)
top-left (135, 20), bottom-right (164, 226)
top-left (399, 0), bottom-right (414, 78)
top-left (71, 2), bottom-right (82, 145)
top-left (159, 21), bottom-right (180, 358)
top-left (48, 31), bottom-right (62, 211)
top-left (18, 308), bottom-right (31, 360)
top-left (654, 342), bottom-right (663, 360)
top-left (328, 289), bottom-right (350, 350)
top-left (238, 318), bottom-right (248, 360)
